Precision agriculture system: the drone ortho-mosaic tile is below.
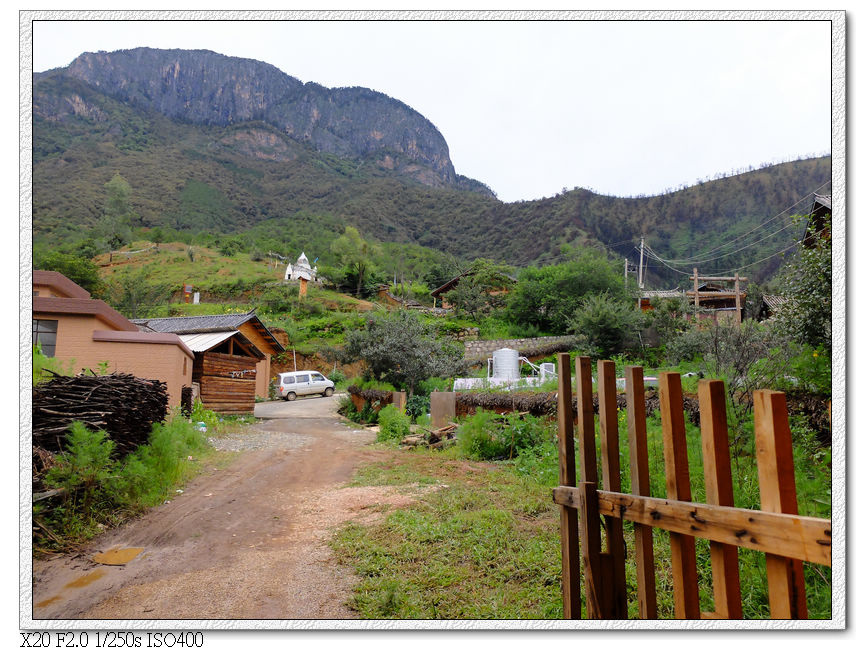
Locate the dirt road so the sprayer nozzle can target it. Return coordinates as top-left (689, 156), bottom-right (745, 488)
top-left (31, 394), bottom-right (398, 620)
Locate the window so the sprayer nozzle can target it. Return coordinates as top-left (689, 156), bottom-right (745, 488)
top-left (311, 373), bottom-right (325, 382)
top-left (33, 319), bottom-right (58, 357)
top-left (282, 376), bottom-right (295, 385)
top-left (296, 374), bottom-right (310, 383)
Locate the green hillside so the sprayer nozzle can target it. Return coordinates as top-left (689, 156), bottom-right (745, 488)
top-left (33, 68), bottom-right (830, 286)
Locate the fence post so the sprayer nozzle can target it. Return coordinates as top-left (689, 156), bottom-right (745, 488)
top-left (625, 365), bottom-right (657, 619)
top-left (698, 379), bottom-right (743, 619)
top-left (659, 372), bottom-right (701, 619)
top-left (754, 389), bottom-right (809, 619)
top-left (576, 356), bottom-right (605, 618)
top-left (556, 353), bottom-right (581, 619)
top-left (597, 360), bottom-right (627, 618)
top-left (429, 392), bottom-right (456, 429)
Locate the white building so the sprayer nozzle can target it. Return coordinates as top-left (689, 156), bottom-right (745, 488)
top-left (284, 252), bottom-right (317, 282)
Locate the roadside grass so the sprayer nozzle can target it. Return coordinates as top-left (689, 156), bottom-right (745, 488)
top-left (33, 411), bottom-right (251, 554)
top-left (331, 406), bottom-right (832, 620)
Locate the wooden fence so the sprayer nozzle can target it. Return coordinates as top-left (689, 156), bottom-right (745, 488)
top-left (552, 353), bottom-right (831, 619)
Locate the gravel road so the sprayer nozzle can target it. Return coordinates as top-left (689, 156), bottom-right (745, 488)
top-left (30, 394), bottom-right (397, 621)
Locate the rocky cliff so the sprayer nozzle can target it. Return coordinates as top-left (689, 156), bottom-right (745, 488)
top-left (37, 47), bottom-right (490, 194)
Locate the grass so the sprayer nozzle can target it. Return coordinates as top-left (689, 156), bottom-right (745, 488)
top-left (333, 450), bottom-right (563, 619)
top-left (330, 402), bottom-right (832, 620)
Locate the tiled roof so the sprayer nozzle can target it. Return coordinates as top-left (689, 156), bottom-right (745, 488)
top-left (132, 311), bottom-right (284, 353)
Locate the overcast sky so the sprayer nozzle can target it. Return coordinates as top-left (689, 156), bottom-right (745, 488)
top-left (30, 16), bottom-right (831, 203)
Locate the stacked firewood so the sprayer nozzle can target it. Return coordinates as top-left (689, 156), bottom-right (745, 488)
top-left (400, 423), bottom-right (458, 449)
top-left (32, 371), bottom-right (169, 456)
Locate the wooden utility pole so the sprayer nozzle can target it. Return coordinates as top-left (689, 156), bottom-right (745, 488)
top-left (638, 237), bottom-right (645, 289)
top-left (734, 273), bottom-right (742, 323)
top-left (693, 267), bottom-right (700, 317)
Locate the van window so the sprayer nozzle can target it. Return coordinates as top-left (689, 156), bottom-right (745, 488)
top-left (311, 373), bottom-right (325, 382)
top-left (296, 374), bottom-right (310, 383)
top-left (282, 376), bottom-right (295, 385)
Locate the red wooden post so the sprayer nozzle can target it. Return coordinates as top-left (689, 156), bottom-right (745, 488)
top-left (626, 365), bottom-right (657, 619)
top-left (754, 390), bottom-right (808, 619)
top-left (659, 372), bottom-right (701, 619)
top-left (556, 353), bottom-right (581, 619)
top-left (576, 356), bottom-right (604, 618)
top-left (597, 360), bottom-right (627, 618)
top-left (698, 380), bottom-right (743, 619)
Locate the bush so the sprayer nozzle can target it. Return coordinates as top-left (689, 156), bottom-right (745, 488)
top-left (568, 292), bottom-right (644, 358)
top-left (328, 368), bottom-right (348, 387)
top-left (405, 394), bottom-right (430, 422)
top-left (377, 404), bottom-right (411, 442)
top-left (457, 410), bottom-right (549, 461)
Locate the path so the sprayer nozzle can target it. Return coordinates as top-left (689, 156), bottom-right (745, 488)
top-left (31, 394), bottom-right (397, 620)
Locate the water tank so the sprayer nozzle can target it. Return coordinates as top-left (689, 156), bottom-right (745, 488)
top-left (492, 348), bottom-right (520, 380)
top-left (540, 363), bottom-right (556, 382)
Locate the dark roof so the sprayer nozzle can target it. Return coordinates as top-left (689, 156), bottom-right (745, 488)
top-left (813, 194), bottom-right (831, 210)
top-left (132, 310), bottom-right (284, 353)
top-left (803, 193), bottom-right (832, 247)
top-left (430, 270), bottom-right (517, 298)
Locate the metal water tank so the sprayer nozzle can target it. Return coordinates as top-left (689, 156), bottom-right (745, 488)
top-left (492, 348), bottom-right (520, 380)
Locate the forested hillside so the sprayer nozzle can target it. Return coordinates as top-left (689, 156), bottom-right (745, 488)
top-left (33, 48), bottom-right (831, 286)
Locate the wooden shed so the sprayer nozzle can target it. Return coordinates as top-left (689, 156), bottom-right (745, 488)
top-left (179, 331), bottom-right (264, 414)
top-left (133, 311), bottom-right (284, 414)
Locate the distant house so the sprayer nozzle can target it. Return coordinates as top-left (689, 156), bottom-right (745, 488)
top-left (32, 270), bottom-right (194, 407)
top-left (638, 289), bottom-right (686, 312)
top-left (803, 194), bottom-right (831, 249)
top-left (132, 312), bottom-right (284, 413)
top-left (758, 294), bottom-right (787, 321)
top-left (430, 269), bottom-right (516, 310)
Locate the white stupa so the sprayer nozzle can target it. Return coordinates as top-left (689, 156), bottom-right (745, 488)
top-left (284, 252), bottom-right (317, 282)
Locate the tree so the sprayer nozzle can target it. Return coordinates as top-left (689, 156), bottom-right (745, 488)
top-left (507, 248), bottom-right (632, 334)
top-left (775, 224), bottom-right (831, 351)
top-left (568, 292), bottom-right (644, 358)
top-left (105, 268), bottom-right (172, 319)
top-left (95, 174), bottom-right (137, 249)
top-left (342, 310), bottom-right (465, 395)
top-left (34, 251), bottom-right (105, 298)
top-left (330, 226), bottom-right (380, 296)
top-left (446, 258), bottom-right (514, 319)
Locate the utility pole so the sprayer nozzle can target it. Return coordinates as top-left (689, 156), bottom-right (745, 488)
top-left (638, 237), bottom-right (645, 289)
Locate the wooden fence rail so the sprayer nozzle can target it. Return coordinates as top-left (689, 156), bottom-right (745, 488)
top-left (552, 353), bottom-right (830, 620)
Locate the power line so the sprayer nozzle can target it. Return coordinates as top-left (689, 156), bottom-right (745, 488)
top-left (650, 181), bottom-right (829, 264)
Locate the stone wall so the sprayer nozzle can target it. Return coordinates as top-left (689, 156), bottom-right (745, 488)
top-left (463, 335), bottom-right (578, 361)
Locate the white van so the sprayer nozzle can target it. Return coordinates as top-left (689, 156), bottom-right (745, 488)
top-left (276, 371), bottom-right (335, 401)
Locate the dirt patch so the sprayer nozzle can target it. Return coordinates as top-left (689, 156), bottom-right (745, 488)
top-left (31, 405), bottom-right (408, 621)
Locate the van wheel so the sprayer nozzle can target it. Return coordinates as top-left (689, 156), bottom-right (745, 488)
top-left (324, 387), bottom-right (334, 397)
top-left (285, 392), bottom-right (297, 401)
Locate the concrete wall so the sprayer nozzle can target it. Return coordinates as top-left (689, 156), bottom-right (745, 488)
top-left (34, 312), bottom-right (193, 407)
top-left (463, 335), bottom-right (577, 361)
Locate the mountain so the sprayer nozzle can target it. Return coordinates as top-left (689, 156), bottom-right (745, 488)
top-left (32, 48), bottom-right (831, 285)
top-left (37, 47), bottom-right (492, 195)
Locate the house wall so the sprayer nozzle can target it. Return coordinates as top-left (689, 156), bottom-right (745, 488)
top-left (33, 311), bottom-right (193, 407)
top-left (237, 322), bottom-right (275, 398)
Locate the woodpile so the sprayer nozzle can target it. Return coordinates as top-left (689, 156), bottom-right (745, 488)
top-left (400, 423), bottom-right (458, 449)
top-left (32, 371), bottom-right (169, 456)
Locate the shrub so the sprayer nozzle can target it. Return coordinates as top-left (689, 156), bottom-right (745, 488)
top-left (377, 404), bottom-right (411, 442)
top-left (457, 409), bottom-right (506, 460)
top-left (568, 292), bottom-right (645, 358)
top-left (405, 394), bottom-right (430, 422)
top-left (456, 410), bottom-right (549, 461)
top-left (328, 368), bottom-right (348, 387)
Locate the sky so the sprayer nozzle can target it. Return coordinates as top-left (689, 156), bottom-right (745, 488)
top-left (27, 14), bottom-right (833, 203)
